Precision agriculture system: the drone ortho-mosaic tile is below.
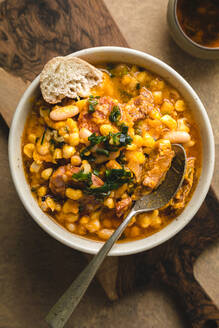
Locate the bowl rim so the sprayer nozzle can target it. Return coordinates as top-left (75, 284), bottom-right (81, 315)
top-left (173, 0), bottom-right (219, 51)
top-left (8, 46), bottom-right (215, 256)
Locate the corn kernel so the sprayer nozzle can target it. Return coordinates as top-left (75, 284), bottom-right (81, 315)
top-left (86, 219), bottom-right (100, 233)
top-left (149, 109), bottom-right (161, 120)
top-left (32, 150), bottom-right (43, 164)
top-left (143, 147), bottom-right (153, 155)
top-left (71, 155), bottom-right (81, 166)
top-left (39, 198), bottom-right (48, 212)
top-left (100, 124), bottom-right (113, 136)
top-left (133, 135), bottom-right (143, 147)
top-left (53, 148), bottom-right (62, 161)
top-left (152, 210), bottom-right (159, 217)
top-left (62, 145), bottom-right (76, 159)
top-left (37, 186), bottom-right (47, 197)
top-left (80, 216), bottom-right (90, 225)
top-left (106, 160), bottom-right (121, 170)
top-left (161, 100), bottom-right (174, 115)
top-left (69, 132), bottom-right (80, 146)
top-left (169, 89), bottom-right (180, 100)
top-left (66, 223), bottom-right (77, 233)
top-left (104, 197), bottom-right (115, 209)
top-left (121, 74), bottom-right (132, 86)
top-left (81, 160), bottom-right (92, 173)
top-left (115, 64), bottom-right (129, 75)
top-left (151, 216), bottom-right (162, 228)
top-left (128, 127), bottom-right (135, 138)
top-left (185, 140), bottom-right (195, 147)
top-left (58, 126), bottom-right (68, 136)
top-left (64, 213), bottom-right (79, 223)
top-left (46, 197), bottom-right (56, 211)
top-left (41, 168), bottom-right (53, 180)
top-left (63, 199), bottom-right (79, 214)
top-left (77, 225), bottom-right (87, 235)
top-left (36, 141), bottom-right (50, 156)
top-left (150, 78), bottom-right (165, 91)
top-left (63, 133), bottom-right (69, 143)
top-left (126, 143), bottom-right (137, 151)
top-left (137, 214), bottom-right (151, 228)
top-left (55, 204), bottom-right (62, 212)
top-left (97, 229), bottom-right (114, 240)
top-left (156, 139), bottom-right (171, 149)
top-left (126, 76), bottom-right (138, 90)
top-left (137, 71), bottom-right (151, 84)
top-left (66, 118), bottom-right (78, 133)
top-left (63, 213), bottom-right (79, 223)
top-left (28, 134), bottom-right (37, 144)
top-left (142, 133), bottom-right (155, 148)
top-left (30, 161), bottom-right (41, 173)
top-left (128, 216), bottom-right (136, 227)
top-left (23, 143), bottom-right (35, 158)
top-left (129, 226), bottom-right (141, 238)
top-left (153, 91), bottom-right (163, 105)
top-left (76, 99), bottom-right (87, 111)
top-left (175, 99), bottom-right (186, 112)
top-left (161, 115), bottom-right (177, 130)
top-left (66, 188), bottom-right (83, 200)
top-left (131, 65), bottom-right (138, 72)
top-left (131, 151), bottom-right (145, 164)
top-left (53, 121), bottom-right (66, 130)
top-left (91, 211), bottom-right (101, 221)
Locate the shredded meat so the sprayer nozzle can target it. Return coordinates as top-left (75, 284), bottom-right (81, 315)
top-left (92, 96), bottom-right (115, 123)
top-left (78, 96), bottom-right (116, 132)
top-left (91, 174), bottom-right (104, 187)
top-left (49, 164), bottom-right (80, 197)
top-left (116, 197), bottom-right (132, 217)
top-left (127, 161), bottom-right (142, 182)
top-left (77, 112), bottom-right (99, 133)
top-left (124, 87), bottom-right (154, 122)
top-left (143, 144), bottom-right (174, 189)
top-left (169, 157), bottom-right (195, 210)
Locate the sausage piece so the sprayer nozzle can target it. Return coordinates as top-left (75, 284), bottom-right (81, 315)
top-left (116, 197), bottom-right (132, 217)
top-left (49, 165), bottom-right (80, 197)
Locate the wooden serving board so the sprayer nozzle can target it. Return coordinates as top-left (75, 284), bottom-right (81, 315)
top-left (0, 1), bottom-right (218, 327)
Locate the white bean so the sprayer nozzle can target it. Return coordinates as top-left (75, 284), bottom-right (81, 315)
top-left (36, 142), bottom-right (50, 155)
top-left (97, 229), bottom-right (115, 240)
top-left (164, 131), bottom-right (191, 144)
top-left (177, 118), bottom-right (189, 133)
top-left (79, 128), bottom-right (92, 142)
top-left (50, 105), bottom-right (79, 121)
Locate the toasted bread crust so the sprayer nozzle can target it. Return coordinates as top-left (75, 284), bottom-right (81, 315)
top-left (40, 56), bottom-right (102, 104)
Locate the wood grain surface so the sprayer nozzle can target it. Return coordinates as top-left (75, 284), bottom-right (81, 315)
top-left (0, 0), bottom-right (218, 328)
top-left (116, 189), bottom-right (219, 328)
top-left (0, 0), bottom-right (127, 81)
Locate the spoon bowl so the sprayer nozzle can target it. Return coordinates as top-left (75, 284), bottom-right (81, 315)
top-left (134, 144), bottom-right (186, 213)
top-left (46, 144), bottom-right (186, 328)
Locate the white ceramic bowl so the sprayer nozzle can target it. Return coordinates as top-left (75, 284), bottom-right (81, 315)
top-left (9, 47), bottom-right (215, 256)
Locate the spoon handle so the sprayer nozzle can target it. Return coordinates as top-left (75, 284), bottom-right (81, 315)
top-left (45, 208), bottom-right (136, 328)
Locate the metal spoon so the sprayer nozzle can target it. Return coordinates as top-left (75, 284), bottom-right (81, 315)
top-left (46, 144), bottom-right (186, 328)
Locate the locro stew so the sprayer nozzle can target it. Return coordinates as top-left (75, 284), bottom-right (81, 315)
top-left (22, 63), bottom-right (202, 242)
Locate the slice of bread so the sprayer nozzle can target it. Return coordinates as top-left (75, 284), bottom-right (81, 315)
top-left (40, 56), bottom-right (103, 104)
